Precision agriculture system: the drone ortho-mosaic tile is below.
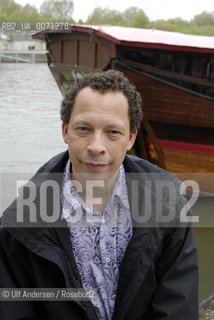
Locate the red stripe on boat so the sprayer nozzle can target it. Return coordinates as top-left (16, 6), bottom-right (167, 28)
top-left (158, 139), bottom-right (214, 154)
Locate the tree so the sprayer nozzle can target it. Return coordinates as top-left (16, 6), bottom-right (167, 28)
top-left (23, 4), bottom-right (38, 15)
top-left (191, 11), bottom-right (214, 26)
top-left (0, 0), bottom-right (22, 14)
top-left (123, 7), bottom-right (149, 28)
top-left (77, 18), bottom-right (84, 24)
top-left (86, 7), bottom-right (124, 25)
top-left (0, 0), bottom-right (40, 21)
top-left (151, 17), bottom-right (190, 33)
top-left (40, 0), bottom-right (74, 20)
top-left (86, 6), bottom-right (150, 28)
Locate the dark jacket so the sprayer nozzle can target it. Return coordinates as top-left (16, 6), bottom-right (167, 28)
top-left (0, 151), bottom-right (198, 320)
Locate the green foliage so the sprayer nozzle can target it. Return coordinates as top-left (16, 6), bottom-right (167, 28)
top-left (77, 19), bottom-right (84, 24)
top-left (150, 18), bottom-right (191, 33)
top-left (86, 5), bottom-right (214, 36)
top-left (123, 7), bottom-right (149, 28)
top-left (8, 33), bottom-right (14, 42)
top-left (86, 7), bottom-right (124, 26)
top-left (149, 15), bottom-right (214, 36)
top-left (189, 24), bottom-right (214, 36)
top-left (0, 0), bottom-right (22, 15)
top-left (86, 6), bottom-right (149, 28)
top-left (39, 0), bottom-right (74, 21)
top-left (0, 0), bottom-right (40, 21)
top-left (0, 0), bottom-right (74, 23)
top-left (191, 11), bottom-right (214, 26)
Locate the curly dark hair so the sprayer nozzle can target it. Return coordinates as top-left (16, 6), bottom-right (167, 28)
top-left (60, 70), bottom-right (143, 132)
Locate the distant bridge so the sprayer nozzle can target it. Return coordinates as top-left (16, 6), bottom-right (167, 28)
top-left (0, 50), bottom-right (47, 63)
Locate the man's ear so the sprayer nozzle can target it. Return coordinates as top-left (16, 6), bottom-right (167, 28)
top-left (62, 122), bottom-right (68, 144)
top-left (127, 130), bottom-right (137, 151)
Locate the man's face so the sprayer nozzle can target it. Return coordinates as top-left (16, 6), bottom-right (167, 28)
top-left (62, 87), bottom-right (137, 178)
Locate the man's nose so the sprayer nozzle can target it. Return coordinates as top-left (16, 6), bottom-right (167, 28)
top-left (87, 133), bottom-right (106, 155)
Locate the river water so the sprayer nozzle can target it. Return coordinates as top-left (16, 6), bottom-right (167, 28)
top-left (0, 63), bottom-right (66, 173)
top-left (0, 63), bottom-right (213, 303)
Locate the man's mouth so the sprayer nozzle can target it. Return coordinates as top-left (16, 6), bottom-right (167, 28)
top-left (85, 162), bottom-right (107, 171)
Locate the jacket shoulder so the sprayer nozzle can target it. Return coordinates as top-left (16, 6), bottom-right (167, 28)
top-left (124, 155), bottom-right (173, 175)
top-left (36, 150), bottom-right (69, 173)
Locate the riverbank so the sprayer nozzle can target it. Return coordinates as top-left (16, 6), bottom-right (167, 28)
top-left (200, 295), bottom-right (214, 319)
top-left (0, 50), bottom-right (47, 63)
top-left (0, 35), bottom-right (46, 63)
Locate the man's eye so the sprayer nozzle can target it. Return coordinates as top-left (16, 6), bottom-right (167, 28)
top-left (77, 127), bottom-right (89, 131)
top-left (108, 130), bottom-right (120, 135)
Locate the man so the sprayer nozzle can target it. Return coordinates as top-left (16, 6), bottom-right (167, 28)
top-left (0, 70), bottom-right (198, 319)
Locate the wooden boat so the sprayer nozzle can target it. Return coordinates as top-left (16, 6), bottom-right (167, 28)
top-left (33, 25), bottom-right (214, 192)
